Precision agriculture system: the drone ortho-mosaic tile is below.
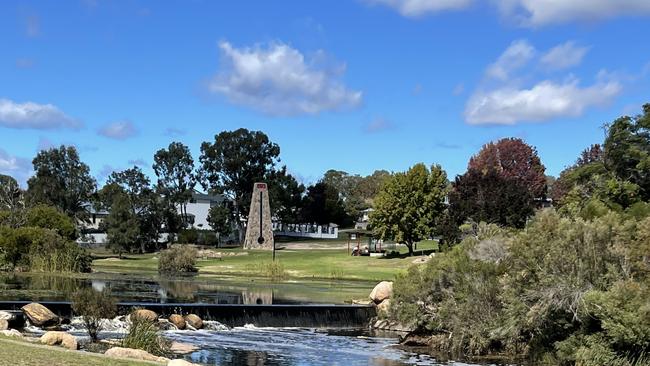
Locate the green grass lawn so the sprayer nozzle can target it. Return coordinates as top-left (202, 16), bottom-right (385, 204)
top-left (0, 337), bottom-right (155, 366)
top-left (92, 240), bottom-right (438, 282)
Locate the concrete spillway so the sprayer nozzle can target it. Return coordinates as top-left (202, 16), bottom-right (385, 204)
top-left (0, 301), bottom-right (376, 328)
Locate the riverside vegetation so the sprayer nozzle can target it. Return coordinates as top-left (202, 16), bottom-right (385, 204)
top-left (386, 104), bottom-right (650, 365)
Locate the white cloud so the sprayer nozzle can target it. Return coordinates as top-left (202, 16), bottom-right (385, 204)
top-left (207, 41), bottom-right (362, 116)
top-left (0, 149), bottom-right (32, 185)
top-left (496, 0), bottom-right (650, 27)
top-left (363, 117), bottom-right (394, 133)
top-left (485, 40), bottom-right (536, 81)
top-left (98, 120), bottom-right (138, 140)
top-left (365, 0), bottom-right (473, 16)
top-left (540, 41), bottom-right (589, 70)
top-left (465, 39), bottom-right (622, 125)
top-left (0, 98), bottom-right (81, 130)
top-left (465, 78), bottom-right (621, 125)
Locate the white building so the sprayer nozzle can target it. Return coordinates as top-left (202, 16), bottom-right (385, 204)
top-left (272, 222), bottom-right (339, 239)
top-left (183, 191), bottom-right (227, 230)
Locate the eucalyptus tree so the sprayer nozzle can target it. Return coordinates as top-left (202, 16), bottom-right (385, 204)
top-left (198, 128), bottom-right (280, 241)
top-left (26, 145), bottom-right (96, 221)
top-left (153, 142), bottom-right (196, 226)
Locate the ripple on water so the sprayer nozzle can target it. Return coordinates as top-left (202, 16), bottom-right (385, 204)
top-left (163, 327), bottom-right (486, 366)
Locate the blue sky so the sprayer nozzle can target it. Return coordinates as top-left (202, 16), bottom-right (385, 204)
top-left (1, 0), bottom-right (650, 186)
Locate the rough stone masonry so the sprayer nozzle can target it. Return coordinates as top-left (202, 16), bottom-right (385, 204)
top-left (243, 182), bottom-right (274, 250)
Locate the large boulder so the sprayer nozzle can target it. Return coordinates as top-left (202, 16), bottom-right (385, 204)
top-left (40, 331), bottom-right (78, 350)
top-left (169, 314), bottom-right (186, 330)
top-left (130, 309), bottom-right (158, 323)
top-left (21, 303), bottom-right (59, 327)
top-left (0, 311), bottom-right (12, 321)
top-left (0, 319), bottom-right (8, 331)
top-left (184, 314), bottom-right (203, 330)
top-left (0, 329), bottom-right (22, 338)
top-left (369, 281), bottom-right (393, 304)
top-left (104, 347), bottom-right (169, 363)
top-left (377, 299), bottom-right (391, 316)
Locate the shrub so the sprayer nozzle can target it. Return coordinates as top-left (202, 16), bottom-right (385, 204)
top-left (177, 228), bottom-right (199, 244)
top-left (26, 204), bottom-right (78, 240)
top-left (0, 226), bottom-right (91, 272)
top-left (122, 317), bottom-right (170, 357)
top-left (390, 209), bottom-right (650, 363)
top-left (158, 246), bottom-right (197, 274)
top-left (71, 288), bottom-right (117, 342)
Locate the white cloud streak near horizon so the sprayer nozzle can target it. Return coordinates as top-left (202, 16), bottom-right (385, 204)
top-left (0, 98), bottom-right (81, 130)
top-left (207, 41), bottom-right (362, 116)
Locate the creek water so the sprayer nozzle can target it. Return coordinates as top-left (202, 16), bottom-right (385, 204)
top-left (3, 273), bottom-right (493, 366)
top-left (22, 317), bottom-right (487, 366)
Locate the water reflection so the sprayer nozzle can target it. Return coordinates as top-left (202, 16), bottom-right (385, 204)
top-left (0, 273), bottom-right (370, 304)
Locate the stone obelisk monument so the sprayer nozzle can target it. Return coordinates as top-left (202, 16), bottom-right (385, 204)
top-left (243, 182), bottom-right (274, 250)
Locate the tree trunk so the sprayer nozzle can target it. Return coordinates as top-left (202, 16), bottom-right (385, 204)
top-left (407, 241), bottom-right (414, 256)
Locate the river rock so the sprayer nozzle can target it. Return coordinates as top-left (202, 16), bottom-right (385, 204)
top-left (21, 302), bottom-right (59, 326)
top-left (169, 314), bottom-right (186, 330)
top-left (40, 331), bottom-right (78, 350)
top-left (1, 329), bottom-right (23, 337)
top-left (170, 341), bottom-right (199, 354)
top-left (369, 281), bottom-right (393, 304)
top-left (0, 319), bottom-right (8, 331)
top-left (184, 314), bottom-right (203, 330)
top-left (131, 309), bottom-right (158, 323)
top-left (377, 299), bottom-right (391, 316)
top-left (0, 311), bottom-right (12, 321)
top-left (168, 359), bottom-right (201, 366)
top-left (105, 347), bottom-right (169, 363)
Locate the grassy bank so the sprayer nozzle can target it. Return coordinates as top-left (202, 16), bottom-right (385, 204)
top-left (0, 336), bottom-right (155, 366)
top-left (92, 241), bottom-right (438, 282)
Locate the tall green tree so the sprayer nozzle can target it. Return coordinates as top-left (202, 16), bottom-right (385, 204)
top-left (106, 166), bottom-right (152, 215)
top-left (267, 166), bottom-right (305, 224)
top-left (198, 128), bottom-right (280, 241)
top-left (26, 145), bottom-right (97, 221)
top-left (153, 142), bottom-right (196, 225)
top-left (206, 202), bottom-right (233, 247)
top-left (371, 163), bottom-right (448, 256)
top-left (301, 181), bottom-right (350, 226)
top-left (604, 103), bottom-right (650, 200)
top-left (104, 192), bottom-right (140, 257)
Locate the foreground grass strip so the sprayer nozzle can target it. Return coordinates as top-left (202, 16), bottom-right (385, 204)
top-left (0, 337), bottom-right (157, 366)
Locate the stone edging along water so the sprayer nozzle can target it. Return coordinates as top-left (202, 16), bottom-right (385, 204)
top-left (0, 301), bottom-right (377, 328)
